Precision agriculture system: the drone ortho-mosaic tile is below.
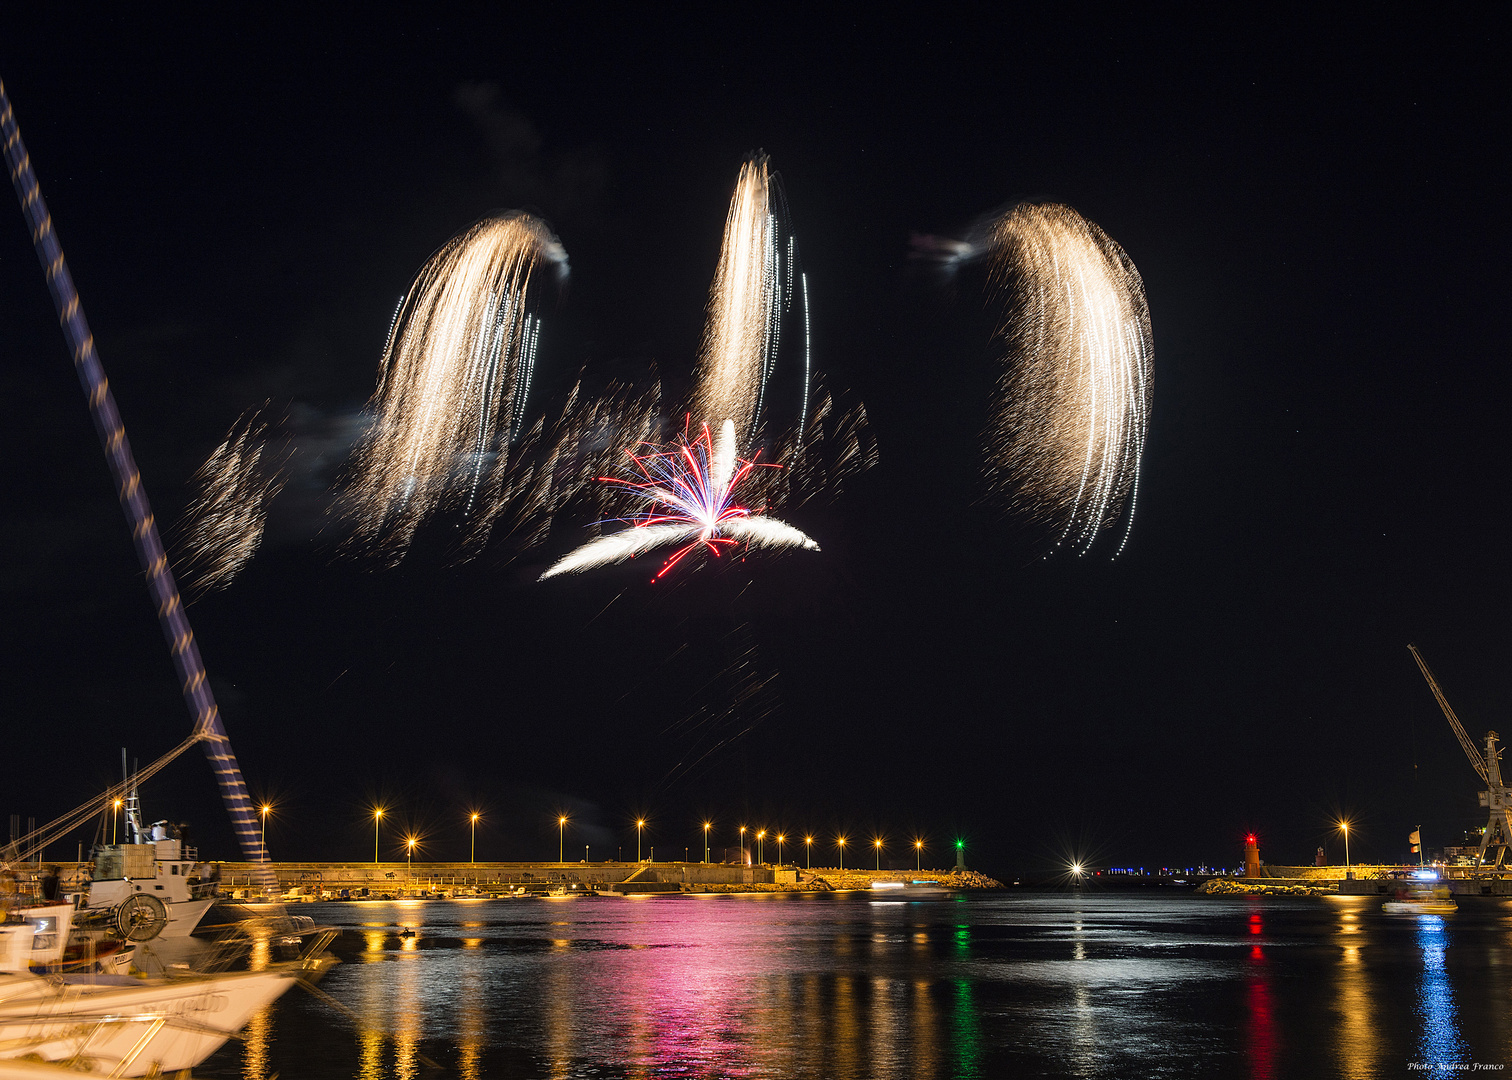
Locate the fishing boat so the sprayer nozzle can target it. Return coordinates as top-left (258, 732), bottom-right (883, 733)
top-left (0, 902), bottom-right (297, 1076)
top-left (79, 780), bottom-right (220, 941)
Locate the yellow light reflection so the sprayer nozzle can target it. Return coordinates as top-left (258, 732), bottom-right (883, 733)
top-left (243, 934), bottom-right (274, 1080)
top-left (1335, 936), bottom-right (1380, 1078)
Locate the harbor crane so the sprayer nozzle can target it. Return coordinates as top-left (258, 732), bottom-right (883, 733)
top-left (1409, 644), bottom-right (1512, 868)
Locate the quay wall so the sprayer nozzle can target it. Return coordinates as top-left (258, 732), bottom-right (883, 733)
top-left (1248, 865), bottom-right (1412, 881)
top-left (213, 861), bottom-right (776, 889)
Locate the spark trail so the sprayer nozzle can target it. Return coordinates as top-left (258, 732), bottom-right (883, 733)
top-left (692, 157), bottom-right (782, 442)
top-left (984, 203), bottom-right (1153, 555)
top-left (539, 419), bottom-right (818, 580)
top-left (687, 154), bottom-right (875, 513)
top-left (343, 212), bottom-right (564, 559)
top-left (177, 404), bottom-right (288, 596)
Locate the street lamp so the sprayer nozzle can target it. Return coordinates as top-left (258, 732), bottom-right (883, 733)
top-left (837, 836), bottom-right (847, 871)
top-left (757, 829), bottom-right (766, 865)
top-left (406, 836), bottom-right (417, 880)
top-left (805, 835), bottom-right (814, 869)
top-left (559, 816), bottom-right (568, 863)
top-left (740, 826), bottom-right (747, 865)
top-left (914, 839), bottom-right (924, 872)
top-left (637, 819), bottom-right (646, 862)
top-left (776, 834), bottom-right (786, 865)
top-left (1340, 820), bottom-right (1351, 869)
top-left (373, 808), bottom-right (384, 864)
top-left (260, 805), bottom-right (272, 860)
top-left (875, 838), bottom-right (883, 871)
top-left (703, 822), bottom-right (711, 863)
top-left (113, 798), bottom-right (122, 845)
top-left (470, 813), bottom-right (480, 864)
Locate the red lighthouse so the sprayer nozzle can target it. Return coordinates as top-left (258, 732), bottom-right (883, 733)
top-left (1244, 834), bottom-right (1260, 879)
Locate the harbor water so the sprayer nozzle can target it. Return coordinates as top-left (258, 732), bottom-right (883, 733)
top-left (199, 891), bottom-right (1512, 1077)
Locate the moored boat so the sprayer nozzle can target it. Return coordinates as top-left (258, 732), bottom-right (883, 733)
top-left (1382, 882), bottom-right (1458, 914)
top-left (0, 901), bottom-right (297, 1076)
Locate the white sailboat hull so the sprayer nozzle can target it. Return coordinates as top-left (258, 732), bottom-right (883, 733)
top-left (0, 969), bottom-right (295, 1076)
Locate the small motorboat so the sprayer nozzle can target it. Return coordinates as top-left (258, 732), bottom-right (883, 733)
top-left (869, 880), bottom-right (950, 900)
top-left (1383, 883), bottom-right (1458, 914)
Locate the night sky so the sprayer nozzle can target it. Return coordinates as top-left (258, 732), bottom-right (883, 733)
top-left (2, 13), bottom-right (1507, 876)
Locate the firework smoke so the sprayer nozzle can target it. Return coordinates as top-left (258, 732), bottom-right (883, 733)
top-left (342, 212), bottom-right (565, 559)
top-left (984, 203), bottom-right (1152, 555)
top-left (176, 404), bottom-right (288, 596)
top-left (540, 419), bottom-right (818, 580)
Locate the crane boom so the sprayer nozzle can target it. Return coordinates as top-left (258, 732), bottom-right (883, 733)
top-left (1409, 644), bottom-right (1490, 785)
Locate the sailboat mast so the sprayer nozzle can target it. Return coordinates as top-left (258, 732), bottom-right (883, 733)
top-left (1, 79), bottom-right (273, 890)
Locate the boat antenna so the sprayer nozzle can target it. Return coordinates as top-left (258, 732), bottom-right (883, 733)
top-left (0, 79), bottom-right (274, 891)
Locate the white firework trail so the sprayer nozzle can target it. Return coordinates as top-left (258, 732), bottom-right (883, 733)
top-left (687, 155), bottom-right (872, 516)
top-left (343, 212), bottom-right (566, 557)
top-left (984, 203), bottom-right (1153, 556)
top-left (692, 156), bottom-right (787, 442)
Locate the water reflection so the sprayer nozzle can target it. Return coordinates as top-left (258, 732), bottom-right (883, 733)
top-left (1416, 915), bottom-right (1468, 1069)
top-left (457, 948), bottom-right (483, 1080)
top-left (1067, 913), bottom-right (1096, 1077)
top-left (1245, 905), bottom-right (1275, 1080)
top-left (242, 934), bottom-right (273, 1080)
top-left (198, 894), bottom-right (1512, 1079)
top-left (1332, 905), bottom-right (1379, 1079)
top-left (952, 978), bottom-right (983, 1079)
top-left (392, 932), bottom-right (421, 1080)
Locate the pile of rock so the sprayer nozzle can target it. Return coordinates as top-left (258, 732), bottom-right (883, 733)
top-left (945, 870), bottom-right (1004, 889)
top-left (812, 869), bottom-right (1005, 891)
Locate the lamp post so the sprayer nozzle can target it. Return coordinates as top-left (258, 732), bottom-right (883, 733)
top-left (470, 813), bottom-right (480, 864)
top-left (113, 799), bottom-right (122, 845)
top-left (1341, 821), bottom-right (1351, 869)
top-left (559, 816), bottom-right (567, 863)
top-left (838, 836), bottom-right (846, 871)
top-left (757, 830), bottom-right (766, 865)
top-left (373, 808), bottom-right (384, 864)
top-left (915, 839), bottom-right (923, 872)
top-left (776, 835), bottom-right (786, 866)
top-left (805, 835), bottom-right (813, 869)
top-left (875, 838), bottom-right (883, 871)
top-left (637, 819), bottom-right (646, 862)
top-left (406, 836), bottom-right (416, 881)
top-left (740, 826), bottom-right (747, 865)
top-left (703, 822), bottom-right (711, 863)
top-left (260, 805), bottom-right (272, 860)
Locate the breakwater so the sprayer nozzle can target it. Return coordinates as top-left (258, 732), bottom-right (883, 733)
top-left (206, 861), bottom-right (1002, 895)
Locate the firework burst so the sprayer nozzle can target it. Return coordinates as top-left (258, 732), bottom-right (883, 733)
top-left (539, 419), bottom-right (818, 580)
top-left (984, 203), bottom-right (1153, 555)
